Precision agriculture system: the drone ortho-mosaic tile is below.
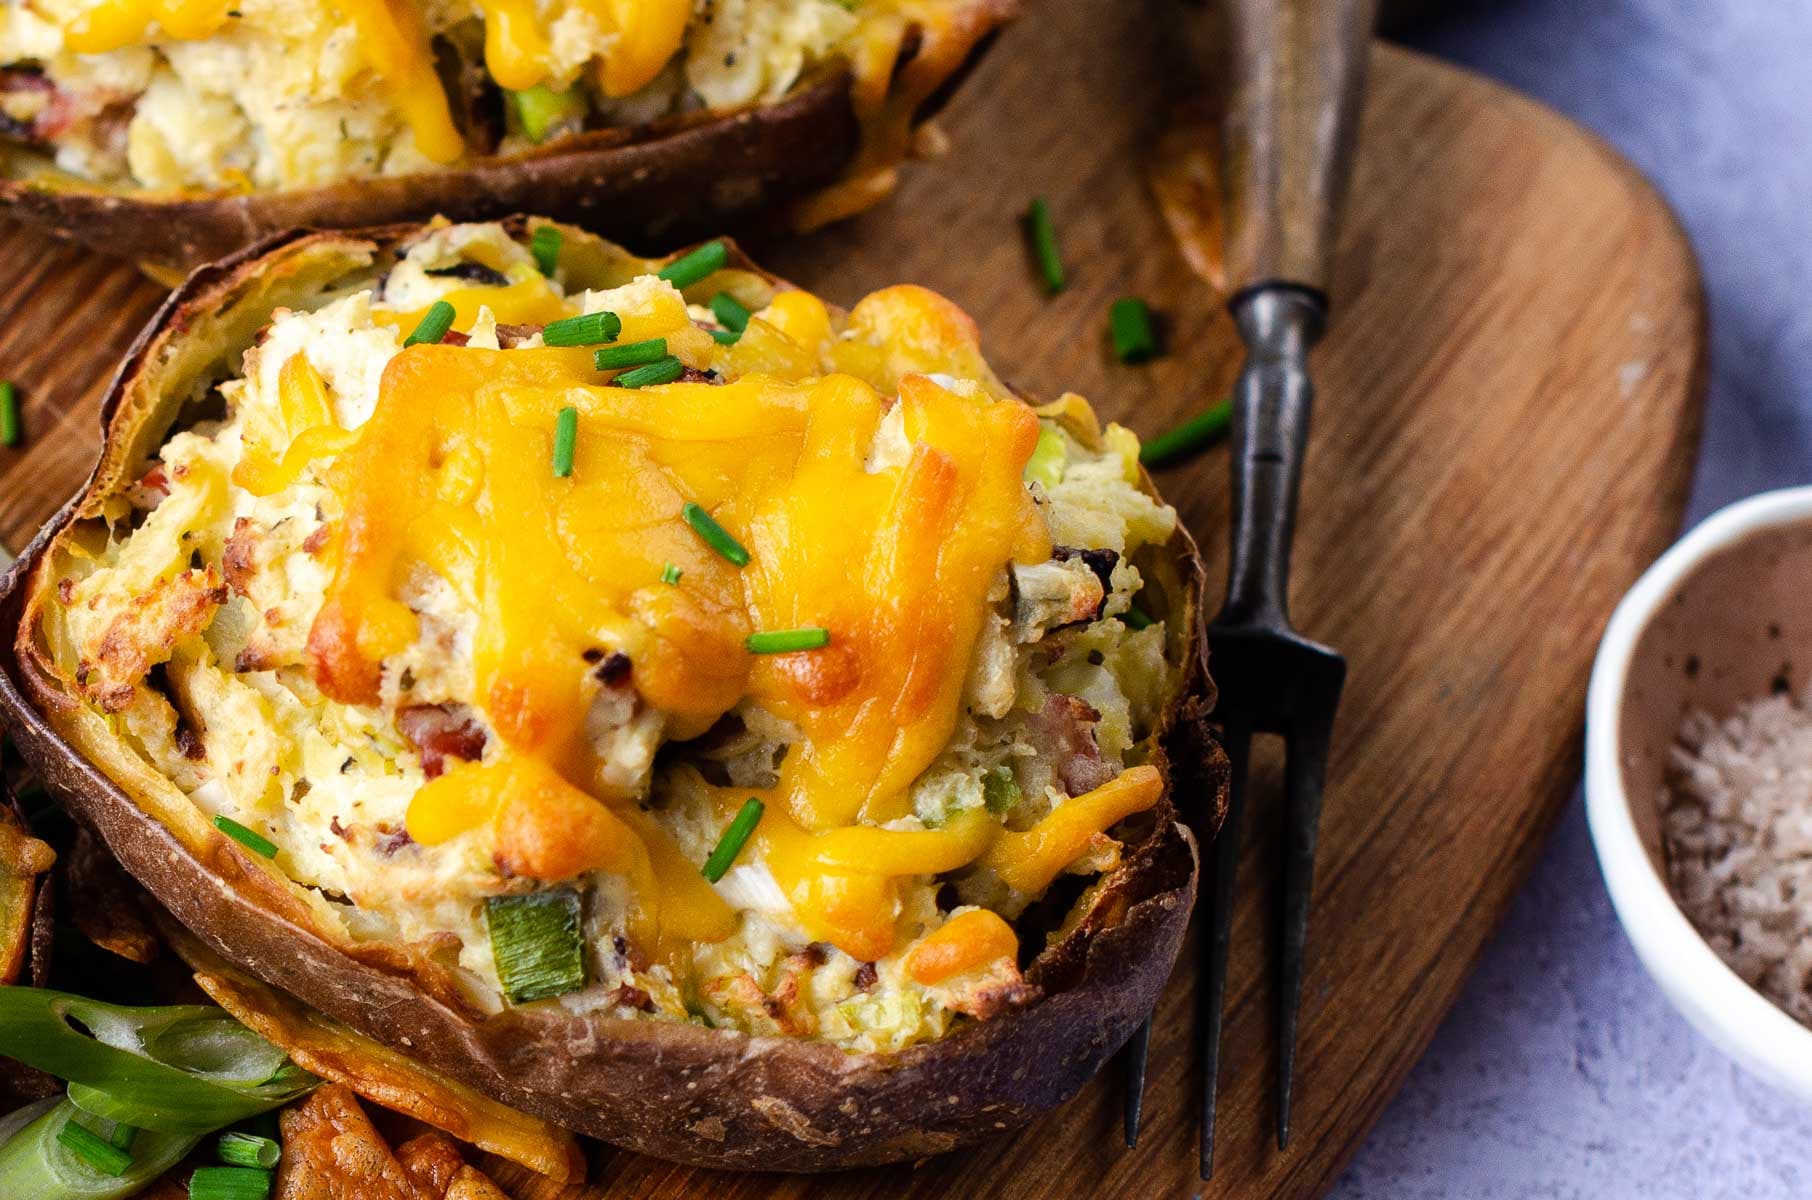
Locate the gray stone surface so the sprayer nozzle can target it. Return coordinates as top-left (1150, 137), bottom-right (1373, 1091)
top-left (1335, 2), bottom-right (1812, 1195)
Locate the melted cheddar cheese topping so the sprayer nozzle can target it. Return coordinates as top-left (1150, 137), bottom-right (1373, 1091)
top-left (36, 223), bottom-right (1182, 1048)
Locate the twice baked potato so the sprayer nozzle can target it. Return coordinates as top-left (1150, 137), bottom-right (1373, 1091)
top-left (0, 216), bottom-right (1223, 1169)
top-left (0, 0), bottom-right (1012, 278)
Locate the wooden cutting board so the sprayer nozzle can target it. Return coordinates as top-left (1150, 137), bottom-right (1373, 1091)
top-left (0, 0), bottom-right (1703, 1194)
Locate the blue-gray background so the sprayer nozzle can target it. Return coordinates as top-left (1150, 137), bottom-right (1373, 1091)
top-left (1334, 2), bottom-right (1812, 1196)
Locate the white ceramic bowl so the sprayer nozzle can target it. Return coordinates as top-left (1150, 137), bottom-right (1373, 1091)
top-left (1587, 485), bottom-right (1812, 1100)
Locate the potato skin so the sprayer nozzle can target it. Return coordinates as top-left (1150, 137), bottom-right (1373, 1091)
top-left (0, 0), bottom-right (1018, 281)
top-left (0, 222), bottom-right (1225, 1170)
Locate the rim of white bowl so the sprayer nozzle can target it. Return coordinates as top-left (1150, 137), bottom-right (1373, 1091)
top-left (1586, 485), bottom-right (1812, 1097)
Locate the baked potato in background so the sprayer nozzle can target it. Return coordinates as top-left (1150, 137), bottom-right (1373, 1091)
top-left (0, 216), bottom-right (1224, 1169)
top-left (0, 0), bottom-right (1014, 280)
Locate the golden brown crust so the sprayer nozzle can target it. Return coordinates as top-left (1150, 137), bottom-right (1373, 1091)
top-left (0, 0), bottom-right (1019, 280)
top-left (0, 219), bottom-right (1223, 1170)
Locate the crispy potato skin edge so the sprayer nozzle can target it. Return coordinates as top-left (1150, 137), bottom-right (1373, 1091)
top-left (0, 222), bottom-right (1225, 1170)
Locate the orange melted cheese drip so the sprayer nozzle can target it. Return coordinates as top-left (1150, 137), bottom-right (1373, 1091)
top-left (297, 278), bottom-right (1162, 965)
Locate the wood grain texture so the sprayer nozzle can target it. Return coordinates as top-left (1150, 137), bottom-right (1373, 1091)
top-left (0, 0), bottom-right (1703, 1194)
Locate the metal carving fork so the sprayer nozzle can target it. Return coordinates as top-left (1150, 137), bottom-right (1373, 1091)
top-left (1122, 0), bottom-right (1376, 1178)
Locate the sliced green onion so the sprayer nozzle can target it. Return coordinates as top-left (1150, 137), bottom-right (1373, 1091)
top-left (613, 357), bottom-right (685, 389)
top-left (403, 300), bottom-right (456, 348)
top-left (1024, 198), bottom-right (1065, 294)
top-left (657, 240), bottom-right (728, 291)
top-left (709, 292), bottom-right (751, 333)
top-left (0, 988), bottom-right (314, 1134)
top-left (709, 327), bottom-right (741, 345)
top-left (701, 798), bottom-right (764, 883)
top-left (982, 766), bottom-right (1022, 815)
top-left (212, 816), bottom-right (276, 860)
top-left (593, 338), bottom-right (668, 370)
top-left (530, 225), bottom-right (562, 277)
top-left (216, 1131), bottom-right (279, 1169)
top-left (542, 310), bottom-right (621, 347)
top-left (188, 1165), bottom-right (274, 1200)
top-left (508, 84), bottom-right (584, 144)
top-left (680, 502), bottom-right (749, 567)
top-left (0, 380), bottom-right (19, 447)
top-left (1024, 424), bottom-right (1066, 488)
top-left (660, 562), bottom-right (682, 585)
top-left (552, 407), bottom-right (578, 478)
top-left (56, 1119), bottom-right (131, 1176)
top-left (1123, 605), bottom-right (1156, 631)
top-left (0, 1101), bottom-right (198, 1200)
top-left (486, 891), bottom-right (585, 1005)
top-left (745, 627), bottom-right (829, 654)
top-left (1109, 297), bottom-right (1158, 363)
top-left (1139, 398), bottom-right (1233, 466)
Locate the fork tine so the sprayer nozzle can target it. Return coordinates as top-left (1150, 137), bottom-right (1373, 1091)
top-left (1121, 1017), bottom-right (1150, 1147)
top-left (1275, 708), bottom-right (1337, 1150)
top-left (1199, 717), bottom-right (1253, 1180)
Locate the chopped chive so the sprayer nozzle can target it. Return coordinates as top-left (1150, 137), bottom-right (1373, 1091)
top-left (107, 1122), bottom-right (137, 1152)
top-left (542, 310), bottom-right (621, 347)
top-left (983, 766), bottom-right (1022, 815)
top-left (612, 357), bottom-right (685, 389)
top-left (1024, 198), bottom-right (1065, 294)
top-left (530, 224), bottom-right (562, 276)
top-left (56, 1118), bottom-right (132, 1175)
top-left (212, 815), bottom-right (277, 859)
top-left (1109, 297), bottom-right (1158, 363)
top-left (745, 627), bottom-right (830, 654)
top-left (0, 380), bottom-right (18, 447)
top-left (709, 292), bottom-right (751, 333)
top-left (552, 407), bottom-right (578, 478)
top-left (660, 562), bottom-right (682, 585)
top-left (681, 502), bottom-right (749, 567)
top-left (217, 1131), bottom-right (280, 1169)
top-left (701, 798), bottom-right (764, 883)
top-left (486, 890), bottom-right (586, 1004)
top-left (403, 300), bottom-right (456, 347)
top-left (188, 1165), bottom-right (274, 1200)
top-left (710, 327), bottom-right (741, 345)
top-left (593, 338), bottom-right (668, 370)
top-left (1123, 605), bottom-right (1155, 630)
top-left (1139, 398), bottom-right (1234, 466)
top-left (657, 240), bottom-right (729, 291)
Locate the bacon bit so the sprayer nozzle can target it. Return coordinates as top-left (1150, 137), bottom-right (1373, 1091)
top-left (395, 704), bottom-right (487, 779)
top-left (302, 523), bottom-right (331, 555)
top-left (678, 367), bottom-right (721, 385)
top-left (173, 721), bottom-right (206, 761)
top-left (798, 942), bottom-right (828, 968)
top-left (375, 827), bottom-right (414, 856)
top-left (1030, 694), bottom-right (1115, 796)
top-left (608, 983), bottom-right (656, 1012)
top-left (853, 961), bottom-right (878, 991)
top-left (329, 816), bottom-right (348, 840)
top-left (494, 323), bottom-right (542, 348)
top-left (438, 329), bottom-right (470, 347)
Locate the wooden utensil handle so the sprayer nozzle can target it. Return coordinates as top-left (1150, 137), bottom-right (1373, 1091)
top-left (1221, 0), bottom-right (1381, 299)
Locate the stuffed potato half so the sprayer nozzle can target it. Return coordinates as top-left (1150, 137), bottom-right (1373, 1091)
top-left (0, 0), bottom-right (1013, 279)
top-left (0, 217), bottom-right (1223, 1168)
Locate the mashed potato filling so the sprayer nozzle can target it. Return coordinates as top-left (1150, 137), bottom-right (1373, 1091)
top-left (38, 221), bottom-right (1180, 1051)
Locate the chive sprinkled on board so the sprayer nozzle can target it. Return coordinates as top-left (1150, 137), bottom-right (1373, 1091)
top-left (403, 300), bottom-right (455, 347)
top-left (56, 1118), bottom-right (132, 1175)
top-left (702, 798), bottom-right (764, 883)
top-left (660, 562), bottom-right (682, 585)
top-left (213, 816), bottom-right (278, 859)
top-left (658, 240), bottom-right (729, 290)
top-left (530, 225), bottom-right (562, 276)
top-left (216, 1132), bottom-right (280, 1170)
top-left (0, 380), bottom-right (18, 447)
top-left (1109, 297), bottom-right (1158, 363)
top-left (486, 890), bottom-right (586, 1004)
top-left (593, 338), bottom-right (668, 370)
top-left (1139, 398), bottom-right (1233, 466)
top-left (542, 310), bottom-right (621, 347)
top-left (613, 357), bottom-right (685, 389)
top-left (1024, 198), bottom-right (1065, 294)
top-left (709, 292), bottom-right (752, 333)
top-left (681, 502), bottom-right (749, 566)
top-left (745, 627), bottom-right (830, 654)
top-left (187, 1165), bottom-right (274, 1200)
top-left (552, 406), bottom-right (578, 477)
